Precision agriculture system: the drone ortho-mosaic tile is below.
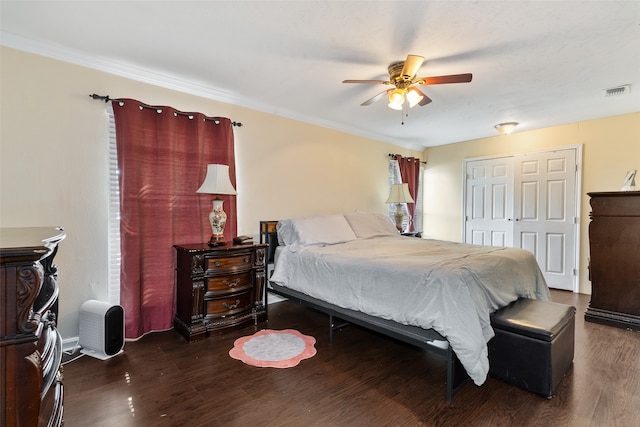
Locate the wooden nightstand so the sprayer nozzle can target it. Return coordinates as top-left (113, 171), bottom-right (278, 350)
top-left (173, 242), bottom-right (268, 342)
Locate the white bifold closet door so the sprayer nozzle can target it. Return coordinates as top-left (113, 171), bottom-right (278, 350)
top-left (465, 148), bottom-right (579, 291)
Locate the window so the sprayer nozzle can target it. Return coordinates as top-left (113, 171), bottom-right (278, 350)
top-left (388, 159), bottom-right (423, 232)
top-left (107, 104), bottom-right (121, 306)
top-left (106, 98), bottom-right (237, 338)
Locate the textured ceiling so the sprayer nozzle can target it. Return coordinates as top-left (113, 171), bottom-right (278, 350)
top-left (2, 1), bottom-right (639, 150)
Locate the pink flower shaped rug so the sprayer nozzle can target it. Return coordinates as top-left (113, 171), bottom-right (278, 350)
top-left (229, 329), bottom-right (317, 368)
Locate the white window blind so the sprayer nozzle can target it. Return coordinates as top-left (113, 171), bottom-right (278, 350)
top-left (107, 104), bottom-right (121, 305)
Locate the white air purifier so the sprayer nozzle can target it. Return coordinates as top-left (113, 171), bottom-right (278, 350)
top-left (79, 300), bottom-right (125, 360)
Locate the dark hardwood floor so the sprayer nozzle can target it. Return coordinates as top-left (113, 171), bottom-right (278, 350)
top-left (62, 290), bottom-right (640, 426)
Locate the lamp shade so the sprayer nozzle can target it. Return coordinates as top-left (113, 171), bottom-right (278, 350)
top-left (406, 88), bottom-right (424, 108)
top-left (388, 89), bottom-right (405, 110)
top-left (386, 183), bottom-right (415, 204)
top-left (196, 164), bottom-right (237, 195)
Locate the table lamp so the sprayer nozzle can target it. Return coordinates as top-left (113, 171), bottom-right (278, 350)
top-left (386, 183), bottom-right (414, 232)
top-left (196, 164), bottom-right (237, 246)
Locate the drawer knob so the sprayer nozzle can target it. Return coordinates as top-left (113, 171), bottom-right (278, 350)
top-left (243, 257), bottom-right (250, 263)
top-left (214, 261), bottom-right (222, 267)
top-left (223, 278), bottom-right (241, 288)
top-left (223, 299), bottom-right (241, 310)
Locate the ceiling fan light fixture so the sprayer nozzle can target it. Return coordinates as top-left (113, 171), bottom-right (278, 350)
top-left (495, 122), bottom-right (519, 135)
top-left (388, 89), bottom-right (405, 110)
top-left (406, 88), bottom-right (424, 108)
top-left (344, 53), bottom-right (472, 118)
top-left (388, 100), bottom-right (404, 110)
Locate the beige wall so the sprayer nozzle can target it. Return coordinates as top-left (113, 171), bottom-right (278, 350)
top-left (0, 47), bottom-right (420, 340)
top-left (3, 45), bottom-right (637, 338)
top-left (422, 112), bottom-right (640, 294)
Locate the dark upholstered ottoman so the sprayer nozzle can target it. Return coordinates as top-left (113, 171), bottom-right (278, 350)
top-left (488, 298), bottom-right (576, 398)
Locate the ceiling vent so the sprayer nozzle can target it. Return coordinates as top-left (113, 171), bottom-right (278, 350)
top-left (603, 84), bottom-right (631, 97)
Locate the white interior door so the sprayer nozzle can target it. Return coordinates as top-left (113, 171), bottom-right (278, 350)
top-left (513, 149), bottom-right (577, 291)
top-left (465, 158), bottom-right (513, 247)
top-left (464, 148), bottom-right (579, 291)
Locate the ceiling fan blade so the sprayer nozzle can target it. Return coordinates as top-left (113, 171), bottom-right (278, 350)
top-left (419, 95), bottom-right (433, 106)
top-left (361, 89), bottom-right (393, 106)
top-left (343, 79), bottom-right (391, 85)
top-left (410, 87), bottom-right (433, 106)
top-left (401, 54), bottom-right (425, 79)
top-left (415, 73), bottom-right (473, 85)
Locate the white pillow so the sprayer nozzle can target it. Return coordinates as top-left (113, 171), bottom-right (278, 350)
top-left (276, 218), bottom-right (295, 246)
top-left (343, 212), bottom-right (399, 238)
top-left (277, 214), bottom-right (357, 247)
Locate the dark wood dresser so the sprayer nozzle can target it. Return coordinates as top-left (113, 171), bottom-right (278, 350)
top-left (173, 242), bottom-right (268, 342)
top-left (1, 227), bottom-right (65, 426)
top-left (586, 191), bottom-right (640, 330)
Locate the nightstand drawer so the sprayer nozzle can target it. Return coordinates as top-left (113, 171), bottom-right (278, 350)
top-left (205, 252), bottom-right (253, 272)
top-left (205, 272), bottom-right (253, 294)
top-left (205, 292), bottom-right (253, 318)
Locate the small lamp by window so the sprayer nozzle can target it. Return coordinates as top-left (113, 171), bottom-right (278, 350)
top-left (196, 164), bottom-right (237, 246)
top-left (386, 183), bottom-right (415, 232)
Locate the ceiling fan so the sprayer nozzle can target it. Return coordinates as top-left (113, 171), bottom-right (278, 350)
top-left (343, 54), bottom-right (472, 111)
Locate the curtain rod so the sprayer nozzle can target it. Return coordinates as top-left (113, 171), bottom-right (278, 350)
top-left (388, 153), bottom-right (427, 164)
top-left (90, 94), bottom-right (243, 127)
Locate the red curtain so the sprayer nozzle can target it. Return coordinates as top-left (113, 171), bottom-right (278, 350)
top-left (394, 155), bottom-right (420, 232)
top-left (112, 99), bottom-right (236, 339)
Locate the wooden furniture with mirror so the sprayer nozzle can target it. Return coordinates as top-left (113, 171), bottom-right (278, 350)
top-left (1, 227), bottom-right (66, 427)
top-left (586, 191), bottom-right (640, 330)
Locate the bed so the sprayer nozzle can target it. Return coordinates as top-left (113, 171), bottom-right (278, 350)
top-left (260, 212), bottom-right (551, 401)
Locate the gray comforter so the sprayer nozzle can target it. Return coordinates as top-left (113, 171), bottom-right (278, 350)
top-left (270, 236), bottom-right (551, 385)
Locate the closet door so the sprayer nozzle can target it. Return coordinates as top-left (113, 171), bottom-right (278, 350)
top-left (513, 149), bottom-right (577, 291)
top-left (464, 147), bottom-right (579, 291)
top-left (464, 157), bottom-right (514, 247)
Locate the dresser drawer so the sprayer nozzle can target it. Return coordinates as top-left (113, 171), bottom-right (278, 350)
top-left (205, 271), bottom-right (253, 294)
top-left (589, 192), bottom-right (640, 217)
top-left (205, 251), bottom-right (253, 272)
top-left (204, 292), bottom-right (253, 318)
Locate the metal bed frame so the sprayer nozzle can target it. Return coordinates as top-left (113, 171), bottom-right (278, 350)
top-left (259, 221), bottom-right (469, 402)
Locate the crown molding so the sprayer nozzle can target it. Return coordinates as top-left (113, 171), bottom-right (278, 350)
top-left (1, 31), bottom-right (419, 150)
top-left (0, 31), bottom-right (241, 103)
